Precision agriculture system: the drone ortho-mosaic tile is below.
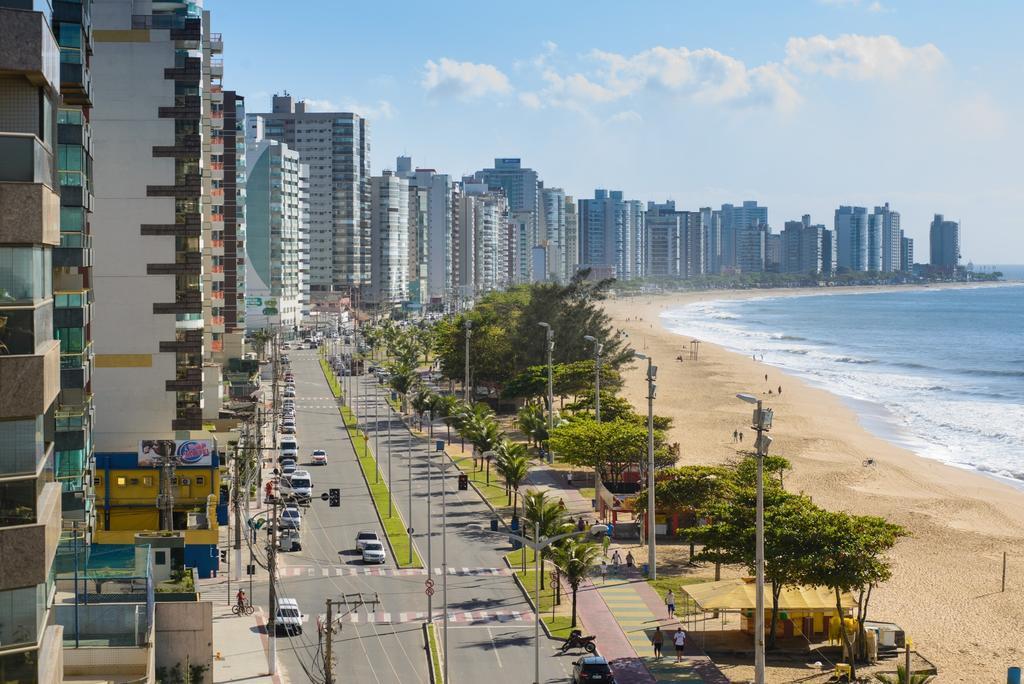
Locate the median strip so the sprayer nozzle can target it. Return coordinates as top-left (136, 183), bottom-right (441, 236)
top-left (319, 361), bottom-right (423, 569)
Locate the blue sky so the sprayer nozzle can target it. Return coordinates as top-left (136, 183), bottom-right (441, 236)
top-left (215, 0), bottom-right (1023, 264)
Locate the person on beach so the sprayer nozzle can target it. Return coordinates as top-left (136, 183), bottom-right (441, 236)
top-left (739, 432), bottom-right (744, 443)
top-left (652, 627), bottom-right (664, 659)
top-left (577, 517), bottom-right (586, 533)
top-left (665, 589), bottom-right (676, 618)
top-left (732, 429), bottom-right (738, 443)
top-left (765, 373), bottom-right (768, 382)
top-left (778, 385), bottom-right (782, 395)
top-left (673, 628), bottom-right (686, 661)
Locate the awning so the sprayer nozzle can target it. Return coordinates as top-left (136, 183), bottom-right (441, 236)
top-left (681, 578), bottom-right (855, 612)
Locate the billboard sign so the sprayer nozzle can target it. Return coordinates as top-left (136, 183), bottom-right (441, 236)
top-left (138, 439), bottom-right (215, 466)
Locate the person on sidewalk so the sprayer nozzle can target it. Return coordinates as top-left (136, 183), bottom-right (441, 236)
top-left (567, 471), bottom-right (573, 487)
top-left (577, 517), bottom-right (586, 533)
top-left (673, 627), bottom-right (686, 662)
top-left (651, 626), bottom-right (664, 659)
top-left (602, 533), bottom-right (611, 557)
top-left (625, 550), bottom-right (635, 569)
top-left (600, 559), bottom-right (607, 584)
top-left (611, 549), bottom-right (622, 573)
top-left (665, 589), bottom-right (676, 618)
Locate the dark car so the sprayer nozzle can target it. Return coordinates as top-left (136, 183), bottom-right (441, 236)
top-left (572, 656), bottom-right (614, 683)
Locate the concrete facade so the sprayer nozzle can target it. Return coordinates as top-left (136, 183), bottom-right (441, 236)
top-left (368, 170), bottom-right (410, 305)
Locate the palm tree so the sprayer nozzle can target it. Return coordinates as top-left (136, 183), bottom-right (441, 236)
top-left (250, 329), bottom-right (272, 361)
top-left (425, 392), bottom-right (445, 439)
top-left (461, 404), bottom-right (503, 476)
top-left (434, 395), bottom-right (462, 444)
top-left (549, 539), bottom-right (602, 628)
top-left (387, 362), bottom-right (419, 412)
top-left (874, 666), bottom-right (934, 684)
top-left (494, 443), bottom-right (530, 517)
top-left (522, 490), bottom-right (572, 589)
top-left (409, 387), bottom-right (433, 430)
top-left (517, 402), bottom-right (548, 448)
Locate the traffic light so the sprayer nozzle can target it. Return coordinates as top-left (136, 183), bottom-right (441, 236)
top-left (458, 473), bottom-right (469, 491)
top-left (329, 488), bottom-right (340, 507)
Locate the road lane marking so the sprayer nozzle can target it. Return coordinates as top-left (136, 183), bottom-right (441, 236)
top-left (487, 627), bottom-right (504, 668)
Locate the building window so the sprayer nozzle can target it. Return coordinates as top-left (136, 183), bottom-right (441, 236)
top-left (115, 476), bottom-right (127, 487)
top-left (196, 476), bottom-right (205, 486)
top-left (143, 476), bottom-right (153, 487)
top-left (155, 551), bottom-right (166, 566)
top-left (0, 479), bottom-right (38, 527)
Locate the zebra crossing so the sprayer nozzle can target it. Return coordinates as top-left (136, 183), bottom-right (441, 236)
top-left (277, 565), bottom-right (512, 579)
top-left (330, 609), bottom-right (535, 625)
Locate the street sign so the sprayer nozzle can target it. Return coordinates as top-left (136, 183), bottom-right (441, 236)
top-left (407, 527), bottom-right (414, 534)
top-left (425, 587), bottom-right (435, 597)
top-left (247, 564), bottom-right (256, 575)
top-left (425, 579), bottom-right (434, 589)
top-left (320, 492), bottom-right (330, 501)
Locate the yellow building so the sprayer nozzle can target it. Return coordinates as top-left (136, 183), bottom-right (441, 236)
top-left (93, 450), bottom-right (224, 577)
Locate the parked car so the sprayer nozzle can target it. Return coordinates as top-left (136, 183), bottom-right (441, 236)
top-left (280, 424), bottom-right (295, 435)
top-left (279, 437), bottom-right (298, 458)
top-left (361, 540), bottom-right (386, 565)
top-left (279, 528), bottom-right (301, 552)
top-left (280, 459), bottom-right (297, 477)
top-left (280, 505), bottom-right (301, 530)
top-left (283, 388), bottom-right (296, 398)
top-left (311, 449), bottom-right (328, 465)
top-left (355, 530), bottom-right (380, 552)
top-left (274, 598), bottom-right (303, 635)
top-left (572, 656), bottom-right (614, 683)
top-left (282, 470), bottom-right (312, 502)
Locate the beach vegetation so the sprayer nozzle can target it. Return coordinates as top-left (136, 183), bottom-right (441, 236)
top-left (522, 489), bottom-right (574, 589)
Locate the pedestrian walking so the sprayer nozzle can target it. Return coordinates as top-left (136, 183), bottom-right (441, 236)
top-left (778, 385), bottom-right (782, 395)
top-left (611, 549), bottom-right (622, 572)
top-left (665, 589), bottom-right (676, 618)
top-left (600, 559), bottom-right (608, 583)
top-left (567, 471), bottom-right (573, 487)
top-left (625, 550), bottom-right (635, 568)
top-left (673, 627), bottom-right (687, 661)
top-left (602, 533), bottom-right (611, 557)
top-left (732, 429), bottom-right (738, 443)
top-left (577, 517), bottom-right (586, 533)
top-left (739, 432), bottom-right (744, 443)
top-left (764, 373), bottom-right (768, 382)
top-left (652, 626), bottom-right (664, 659)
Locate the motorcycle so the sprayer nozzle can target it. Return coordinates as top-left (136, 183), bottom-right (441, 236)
top-left (559, 629), bottom-right (597, 654)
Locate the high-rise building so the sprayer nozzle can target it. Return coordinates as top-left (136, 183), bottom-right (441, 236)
top-left (701, 207), bottom-right (722, 275)
top-left (781, 217), bottom-right (826, 275)
top-left (930, 214), bottom-right (960, 272)
top-left (564, 195), bottom-right (579, 278)
top-left (720, 201), bottom-right (767, 271)
top-left (51, 0), bottom-right (97, 529)
top-left (0, 3), bottom-right (66, 680)
top-left (764, 233), bottom-right (782, 273)
top-left (578, 189), bottom-right (642, 280)
top-left (474, 158), bottom-right (539, 238)
top-left (247, 97), bottom-right (370, 299)
top-left (901, 234), bottom-right (914, 273)
top-left (511, 210), bottom-right (533, 284)
top-left (682, 211), bottom-right (705, 278)
top-left (835, 205), bottom-right (868, 272)
top-left (92, 0), bottom-right (219, 441)
top-left (644, 201), bottom-right (682, 278)
top-left (216, 91), bottom-right (246, 361)
top-left (245, 139), bottom-right (306, 330)
top-left (453, 181), bottom-right (509, 301)
top-left (822, 228), bottom-right (838, 276)
top-left (735, 226), bottom-right (768, 273)
top-left (874, 203), bottom-right (901, 273)
top-left (396, 158), bottom-right (453, 306)
top-left (539, 185), bottom-right (566, 281)
top-left (368, 170), bottom-right (410, 305)
top-left (867, 211), bottom-right (883, 272)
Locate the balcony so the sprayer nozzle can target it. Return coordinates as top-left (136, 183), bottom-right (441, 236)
top-left (146, 173), bottom-right (201, 198)
top-left (208, 32), bottom-right (223, 52)
top-left (0, 482), bottom-right (60, 591)
top-left (209, 58), bottom-right (223, 78)
top-left (146, 252), bottom-right (201, 275)
top-left (60, 341), bottom-right (94, 390)
top-left (153, 134), bottom-right (201, 159)
top-left (60, 61), bottom-right (92, 107)
top-left (141, 212), bottom-right (201, 237)
top-left (0, 340), bottom-right (60, 420)
top-left (153, 293), bottom-right (201, 315)
top-left (163, 56), bottom-right (201, 83)
top-left (0, 133), bottom-right (56, 187)
top-left (166, 367), bottom-right (202, 392)
top-left (159, 329), bottom-right (202, 354)
top-left (0, 180), bottom-right (61, 246)
top-left (0, 7), bottom-right (60, 93)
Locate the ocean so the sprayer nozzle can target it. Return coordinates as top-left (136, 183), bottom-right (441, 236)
top-left (662, 285), bottom-right (1024, 483)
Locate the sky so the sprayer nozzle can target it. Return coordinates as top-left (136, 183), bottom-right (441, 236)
top-left (214, 0), bottom-right (1024, 264)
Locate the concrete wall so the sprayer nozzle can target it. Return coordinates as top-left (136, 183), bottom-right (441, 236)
top-left (91, 26), bottom-right (182, 450)
top-left (155, 601), bottom-right (213, 683)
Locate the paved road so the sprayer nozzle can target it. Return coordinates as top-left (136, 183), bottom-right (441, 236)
top-left (260, 348), bottom-right (575, 683)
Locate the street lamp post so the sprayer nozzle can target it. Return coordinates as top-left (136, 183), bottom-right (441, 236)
top-left (463, 319), bottom-right (473, 403)
top-left (538, 322), bottom-right (554, 432)
top-left (736, 393), bottom-right (773, 684)
top-left (634, 352), bottom-right (657, 580)
top-left (582, 335), bottom-right (603, 422)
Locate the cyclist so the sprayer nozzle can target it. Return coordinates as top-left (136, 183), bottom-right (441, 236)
top-left (236, 589), bottom-right (246, 612)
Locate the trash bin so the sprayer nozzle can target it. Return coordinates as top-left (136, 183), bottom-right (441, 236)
top-left (642, 563), bottom-right (649, 576)
top-left (1009, 667), bottom-right (1022, 684)
top-left (490, 518), bottom-right (499, 532)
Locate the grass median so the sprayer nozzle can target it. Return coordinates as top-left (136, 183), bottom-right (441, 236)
top-left (319, 360), bottom-right (422, 568)
top-left (426, 622), bottom-right (444, 683)
top-left (448, 449), bottom-right (511, 511)
top-left (504, 549), bottom-right (574, 639)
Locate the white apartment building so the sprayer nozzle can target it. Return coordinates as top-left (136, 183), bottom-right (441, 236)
top-left (368, 171), bottom-right (409, 305)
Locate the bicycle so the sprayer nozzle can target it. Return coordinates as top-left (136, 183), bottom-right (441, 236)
top-left (232, 602), bottom-right (255, 616)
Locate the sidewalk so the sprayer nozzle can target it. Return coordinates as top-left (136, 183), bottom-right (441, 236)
top-left (210, 600), bottom-right (283, 683)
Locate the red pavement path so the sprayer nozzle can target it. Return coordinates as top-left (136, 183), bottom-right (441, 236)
top-left (574, 577), bottom-right (656, 684)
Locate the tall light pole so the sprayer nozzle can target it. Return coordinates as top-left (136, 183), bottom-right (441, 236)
top-left (538, 322), bottom-right (554, 432)
top-left (463, 319), bottom-right (473, 403)
top-left (736, 393), bottom-right (773, 684)
top-left (583, 335), bottom-right (603, 423)
top-left (634, 352), bottom-right (657, 579)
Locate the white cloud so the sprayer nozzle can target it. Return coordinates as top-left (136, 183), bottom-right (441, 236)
top-left (296, 98), bottom-right (395, 120)
top-left (531, 46), bottom-right (800, 113)
top-left (785, 34), bottom-right (944, 80)
top-left (518, 92), bottom-right (542, 109)
top-left (302, 98), bottom-right (341, 111)
top-left (607, 110), bottom-right (642, 124)
top-left (422, 58), bottom-right (512, 99)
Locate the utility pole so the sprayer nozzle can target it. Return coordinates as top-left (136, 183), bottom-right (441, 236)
top-left (374, 380), bottom-right (380, 484)
top-left (463, 319), bottom-right (472, 402)
top-left (158, 446), bottom-right (176, 531)
top-left (538, 322), bottom-right (554, 431)
top-left (407, 426), bottom-right (413, 566)
top-left (387, 390), bottom-right (393, 516)
top-left (635, 352), bottom-right (658, 580)
top-left (267, 498), bottom-right (278, 675)
top-left (442, 442), bottom-right (450, 684)
top-left (427, 440), bottom-right (436, 621)
top-left (233, 444), bottom-right (242, 581)
top-left (584, 335), bottom-right (604, 497)
top-left (324, 598), bottom-right (334, 684)
top-left (271, 329), bottom-right (279, 448)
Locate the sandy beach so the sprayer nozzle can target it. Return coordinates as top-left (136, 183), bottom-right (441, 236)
top-left (602, 285), bottom-right (1024, 682)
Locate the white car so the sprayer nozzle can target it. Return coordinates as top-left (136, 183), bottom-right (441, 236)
top-left (355, 530), bottom-right (380, 552)
top-left (280, 505), bottom-right (301, 530)
top-left (362, 540), bottom-right (386, 564)
top-left (282, 471), bottom-right (312, 502)
top-left (280, 424), bottom-right (295, 435)
top-left (274, 598), bottom-right (303, 636)
top-left (279, 437), bottom-right (298, 459)
top-left (283, 388), bottom-right (296, 398)
top-left (311, 449), bottom-right (327, 465)
top-left (280, 459), bottom-right (297, 476)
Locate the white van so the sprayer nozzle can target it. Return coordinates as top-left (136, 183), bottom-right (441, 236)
top-left (279, 437), bottom-right (298, 459)
top-left (274, 598), bottom-right (303, 635)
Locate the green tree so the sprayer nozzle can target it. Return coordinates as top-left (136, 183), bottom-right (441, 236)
top-left (547, 418), bottom-right (649, 485)
top-left (522, 490), bottom-right (572, 589)
top-left (799, 509), bottom-right (908, 677)
top-left (549, 539), bottom-right (603, 628)
top-left (409, 387), bottom-right (433, 430)
top-left (516, 402), bottom-right (548, 447)
top-left (494, 440), bottom-right (531, 516)
top-left (459, 403), bottom-right (504, 474)
top-left (434, 395), bottom-right (462, 444)
top-left (386, 362), bottom-right (419, 412)
top-left (633, 465), bottom-right (731, 562)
